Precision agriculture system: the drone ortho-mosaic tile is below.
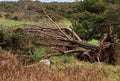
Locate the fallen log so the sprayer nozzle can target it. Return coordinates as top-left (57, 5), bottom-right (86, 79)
top-left (33, 42), bottom-right (77, 48)
top-left (24, 26), bottom-right (81, 41)
top-left (60, 39), bottom-right (99, 50)
top-left (44, 49), bottom-right (89, 59)
top-left (19, 25), bottom-right (116, 64)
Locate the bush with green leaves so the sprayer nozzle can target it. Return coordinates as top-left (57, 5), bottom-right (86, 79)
top-left (0, 27), bottom-right (34, 54)
top-left (9, 27), bottom-right (24, 50)
top-left (77, 0), bottom-right (106, 14)
top-left (72, 11), bottom-right (106, 40)
top-left (73, 0), bottom-right (120, 40)
top-left (29, 47), bottom-right (54, 62)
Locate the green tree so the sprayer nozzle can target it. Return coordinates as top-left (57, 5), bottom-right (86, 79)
top-left (77, 0), bottom-right (106, 14)
top-left (73, 0), bottom-right (107, 40)
top-left (72, 0), bottom-right (120, 40)
top-left (105, 6), bottom-right (120, 40)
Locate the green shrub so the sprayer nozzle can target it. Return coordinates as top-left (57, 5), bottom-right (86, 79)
top-left (0, 27), bottom-right (11, 48)
top-left (29, 47), bottom-right (53, 62)
top-left (9, 27), bottom-right (25, 50)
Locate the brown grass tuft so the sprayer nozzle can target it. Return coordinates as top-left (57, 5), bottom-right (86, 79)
top-left (0, 49), bottom-right (120, 81)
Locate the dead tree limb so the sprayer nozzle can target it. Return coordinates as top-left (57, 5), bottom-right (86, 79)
top-left (33, 42), bottom-right (77, 48)
top-left (44, 48), bottom-right (89, 59)
top-left (39, 3), bottom-right (72, 40)
top-left (60, 39), bottom-right (99, 50)
top-left (18, 24), bottom-right (116, 64)
top-left (25, 27), bottom-right (81, 41)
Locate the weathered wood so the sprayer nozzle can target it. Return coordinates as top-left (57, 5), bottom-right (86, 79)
top-left (99, 24), bottom-right (116, 64)
top-left (25, 27), bottom-right (81, 41)
top-left (33, 42), bottom-right (77, 47)
top-left (60, 39), bottom-right (99, 50)
top-left (24, 26), bottom-right (99, 50)
top-left (44, 53), bottom-right (64, 58)
top-left (19, 24), bottom-right (116, 64)
top-left (52, 47), bottom-right (86, 54)
top-left (44, 49), bottom-right (88, 58)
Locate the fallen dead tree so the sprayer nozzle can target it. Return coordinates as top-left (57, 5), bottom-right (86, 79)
top-left (18, 24), bottom-right (116, 64)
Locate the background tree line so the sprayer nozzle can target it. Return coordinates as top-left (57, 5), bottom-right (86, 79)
top-left (0, 1), bottom-right (79, 21)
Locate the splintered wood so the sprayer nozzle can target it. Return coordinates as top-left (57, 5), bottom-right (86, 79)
top-left (99, 24), bottom-right (115, 64)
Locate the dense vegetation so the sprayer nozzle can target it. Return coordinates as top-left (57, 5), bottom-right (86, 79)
top-left (0, 0), bottom-right (120, 61)
top-left (72, 0), bottom-right (120, 41)
top-left (1, 1), bottom-right (120, 41)
top-left (0, 1), bottom-right (120, 81)
top-left (0, 1), bottom-right (79, 21)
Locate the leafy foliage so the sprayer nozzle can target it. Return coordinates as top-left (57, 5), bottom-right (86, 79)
top-left (77, 0), bottom-right (106, 14)
top-left (73, 11), bottom-right (106, 40)
top-left (0, 27), bottom-right (33, 53)
top-left (73, 0), bottom-right (120, 40)
top-left (29, 47), bottom-right (53, 62)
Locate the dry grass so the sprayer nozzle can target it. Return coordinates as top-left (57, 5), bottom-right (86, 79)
top-left (0, 49), bottom-right (120, 81)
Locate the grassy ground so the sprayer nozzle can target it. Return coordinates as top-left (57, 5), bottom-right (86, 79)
top-left (0, 50), bottom-right (120, 81)
top-left (0, 19), bottom-right (38, 26)
top-left (0, 18), bottom-right (72, 27)
top-left (0, 19), bottom-right (120, 81)
top-left (58, 19), bottom-right (72, 27)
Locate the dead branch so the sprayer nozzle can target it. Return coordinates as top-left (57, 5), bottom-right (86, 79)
top-left (33, 42), bottom-right (77, 47)
top-left (44, 49), bottom-right (89, 59)
top-left (25, 26), bottom-right (81, 41)
top-left (44, 53), bottom-right (64, 59)
top-left (12, 24), bottom-right (116, 64)
top-left (60, 39), bottom-right (99, 50)
top-left (39, 2), bottom-right (72, 40)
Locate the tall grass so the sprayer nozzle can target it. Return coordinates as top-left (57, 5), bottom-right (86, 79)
top-left (0, 49), bottom-right (120, 81)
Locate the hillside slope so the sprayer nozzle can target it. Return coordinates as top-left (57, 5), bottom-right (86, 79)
top-left (0, 1), bottom-right (79, 21)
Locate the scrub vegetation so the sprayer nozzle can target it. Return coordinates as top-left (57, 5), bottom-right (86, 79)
top-left (0, 0), bottom-right (120, 81)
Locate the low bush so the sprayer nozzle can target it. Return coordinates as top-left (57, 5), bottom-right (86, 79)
top-left (29, 47), bottom-right (53, 62)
